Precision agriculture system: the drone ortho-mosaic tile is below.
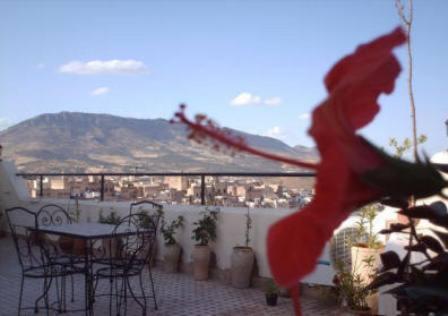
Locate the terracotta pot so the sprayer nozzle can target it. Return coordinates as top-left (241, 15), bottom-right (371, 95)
top-left (72, 239), bottom-right (86, 256)
top-left (102, 238), bottom-right (121, 258)
top-left (231, 246), bottom-right (254, 288)
top-left (366, 292), bottom-right (378, 315)
top-left (192, 245), bottom-right (211, 281)
top-left (164, 243), bottom-right (181, 273)
top-left (58, 236), bottom-right (74, 253)
top-left (351, 246), bottom-right (383, 285)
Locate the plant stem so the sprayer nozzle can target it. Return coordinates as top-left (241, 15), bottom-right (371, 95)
top-left (396, 0), bottom-right (418, 160)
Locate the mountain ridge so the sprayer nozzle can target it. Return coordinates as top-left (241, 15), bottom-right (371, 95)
top-left (0, 111), bottom-right (318, 173)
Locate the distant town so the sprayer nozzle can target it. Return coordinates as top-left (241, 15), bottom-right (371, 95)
top-left (25, 175), bottom-right (315, 209)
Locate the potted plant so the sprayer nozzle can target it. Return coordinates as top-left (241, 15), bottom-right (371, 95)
top-left (350, 204), bottom-right (384, 314)
top-left (332, 265), bottom-right (371, 315)
top-left (191, 207), bottom-right (219, 281)
top-left (265, 279), bottom-right (279, 306)
top-left (231, 207), bottom-right (255, 288)
top-left (368, 200), bottom-right (448, 315)
top-left (351, 204), bottom-right (384, 283)
top-left (161, 215), bottom-right (184, 273)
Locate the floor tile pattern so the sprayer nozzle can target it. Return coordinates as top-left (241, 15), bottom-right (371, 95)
top-left (0, 238), bottom-right (339, 315)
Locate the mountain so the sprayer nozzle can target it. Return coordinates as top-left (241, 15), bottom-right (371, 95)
top-left (0, 112), bottom-right (318, 173)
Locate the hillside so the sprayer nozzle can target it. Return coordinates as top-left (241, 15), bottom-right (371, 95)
top-left (0, 112), bottom-right (318, 173)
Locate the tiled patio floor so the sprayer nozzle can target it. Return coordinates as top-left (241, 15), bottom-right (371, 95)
top-left (0, 238), bottom-right (338, 315)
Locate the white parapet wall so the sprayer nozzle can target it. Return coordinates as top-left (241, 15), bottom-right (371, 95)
top-left (0, 159), bottom-right (339, 285)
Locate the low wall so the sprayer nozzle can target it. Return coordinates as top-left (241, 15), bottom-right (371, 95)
top-left (0, 159), bottom-right (336, 285)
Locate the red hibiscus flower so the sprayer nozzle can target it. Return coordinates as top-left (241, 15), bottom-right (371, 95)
top-left (172, 27), bottom-right (446, 315)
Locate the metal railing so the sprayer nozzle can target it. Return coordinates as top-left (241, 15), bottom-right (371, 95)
top-left (16, 171), bottom-right (316, 205)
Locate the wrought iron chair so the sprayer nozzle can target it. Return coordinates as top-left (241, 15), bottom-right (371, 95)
top-left (37, 204), bottom-right (84, 311)
top-left (93, 213), bottom-right (159, 316)
top-left (6, 206), bottom-right (84, 315)
top-left (129, 200), bottom-right (163, 309)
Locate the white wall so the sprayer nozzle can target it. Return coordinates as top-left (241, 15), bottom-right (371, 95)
top-left (3, 159), bottom-right (413, 286)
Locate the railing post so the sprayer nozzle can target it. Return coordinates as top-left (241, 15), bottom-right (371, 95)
top-left (39, 175), bottom-right (43, 197)
top-left (200, 174), bottom-right (205, 205)
top-left (100, 174), bottom-right (105, 201)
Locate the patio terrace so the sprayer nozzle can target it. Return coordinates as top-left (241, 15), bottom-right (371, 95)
top-left (0, 237), bottom-right (339, 315)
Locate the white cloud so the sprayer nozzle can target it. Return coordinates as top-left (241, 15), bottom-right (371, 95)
top-left (91, 87), bottom-right (111, 96)
top-left (264, 126), bottom-right (283, 138)
top-left (230, 92), bottom-right (261, 106)
top-left (59, 59), bottom-right (148, 75)
top-left (264, 97), bottom-right (282, 106)
top-left (299, 112), bottom-right (310, 120)
top-left (230, 92), bottom-right (282, 107)
top-left (36, 63), bottom-right (45, 69)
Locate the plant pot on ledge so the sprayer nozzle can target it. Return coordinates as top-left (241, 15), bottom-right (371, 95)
top-left (192, 244), bottom-right (211, 281)
top-left (231, 246), bottom-right (254, 288)
top-left (191, 208), bottom-right (219, 281)
top-left (264, 279), bottom-right (279, 306)
top-left (164, 243), bottom-right (181, 273)
top-left (265, 293), bottom-right (278, 306)
top-left (161, 215), bottom-right (184, 273)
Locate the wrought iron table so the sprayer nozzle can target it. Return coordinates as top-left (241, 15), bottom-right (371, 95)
top-left (32, 223), bottom-right (141, 316)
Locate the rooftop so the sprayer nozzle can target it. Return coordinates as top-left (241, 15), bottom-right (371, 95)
top-left (0, 237), bottom-right (339, 315)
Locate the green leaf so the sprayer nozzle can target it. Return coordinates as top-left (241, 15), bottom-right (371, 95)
top-left (361, 139), bottom-right (447, 200)
top-left (405, 242), bottom-right (427, 253)
top-left (422, 253), bottom-right (448, 272)
top-left (367, 272), bottom-right (398, 290)
top-left (380, 251), bottom-right (401, 271)
top-left (421, 235), bottom-right (445, 254)
top-left (380, 197), bottom-right (409, 209)
top-left (432, 229), bottom-right (448, 249)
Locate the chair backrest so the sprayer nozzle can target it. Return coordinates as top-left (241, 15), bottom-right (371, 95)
top-left (108, 213), bottom-right (158, 272)
top-left (5, 207), bottom-right (48, 271)
top-left (37, 204), bottom-right (72, 227)
top-left (129, 200), bottom-right (163, 232)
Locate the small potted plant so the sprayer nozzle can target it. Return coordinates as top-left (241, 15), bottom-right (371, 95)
top-left (191, 207), bottom-right (219, 281)
top-left (351, 204), bottom-right (384, 284)
top-left (368, 200), bottom-right (448, 315)
top-left (161, 215), bottom-right (184, 273)
top-left (350, 204), bottom-right (384, 314)
top-left (265, 279), bottom-right (279, 306)
top-left (231, 207), bottom-right (255, 288)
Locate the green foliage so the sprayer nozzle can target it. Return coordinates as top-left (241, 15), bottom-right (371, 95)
top-left (389, 134), bottom-right (427, 158)
top-left (98, 209), bottom-right (121, 225)
top-left (192, 207), bottom-right (219, 246)
top-left (161, 215), bottom-right (184, 246)
top-left (333, 262), bottom-right (370, 311)
top-left (354, 204), bottom-right (383, 249)
top-left (265, 279), bottom-right (279, 295)
top-left (371, 200), bottom-right (448, 314)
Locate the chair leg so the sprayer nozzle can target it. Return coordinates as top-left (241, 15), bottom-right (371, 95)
top-left (55, 275), bottom-right (62, 313)
top-left (138, 275), bottom-right (147, 316)
top-left (34, 275), bottom-right (53, 314)
top-left (147, 266), bottom-right (158, 310)
top-left (122, 277), bottom-right (128, 316)
top-left (125, 275), bottom-right (146, 315)
top-left (18, 275), bottom-right (24, 316)
top-left (71, 274), bottom-right (75, 302)
top-left (62, 274), bottom-right (67, 312)
top-left (108, 277), bottom-right (114, 316)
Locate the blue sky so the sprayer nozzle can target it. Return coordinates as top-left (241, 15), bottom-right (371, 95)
top-left (0, 0), bottom-right (447, 156)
